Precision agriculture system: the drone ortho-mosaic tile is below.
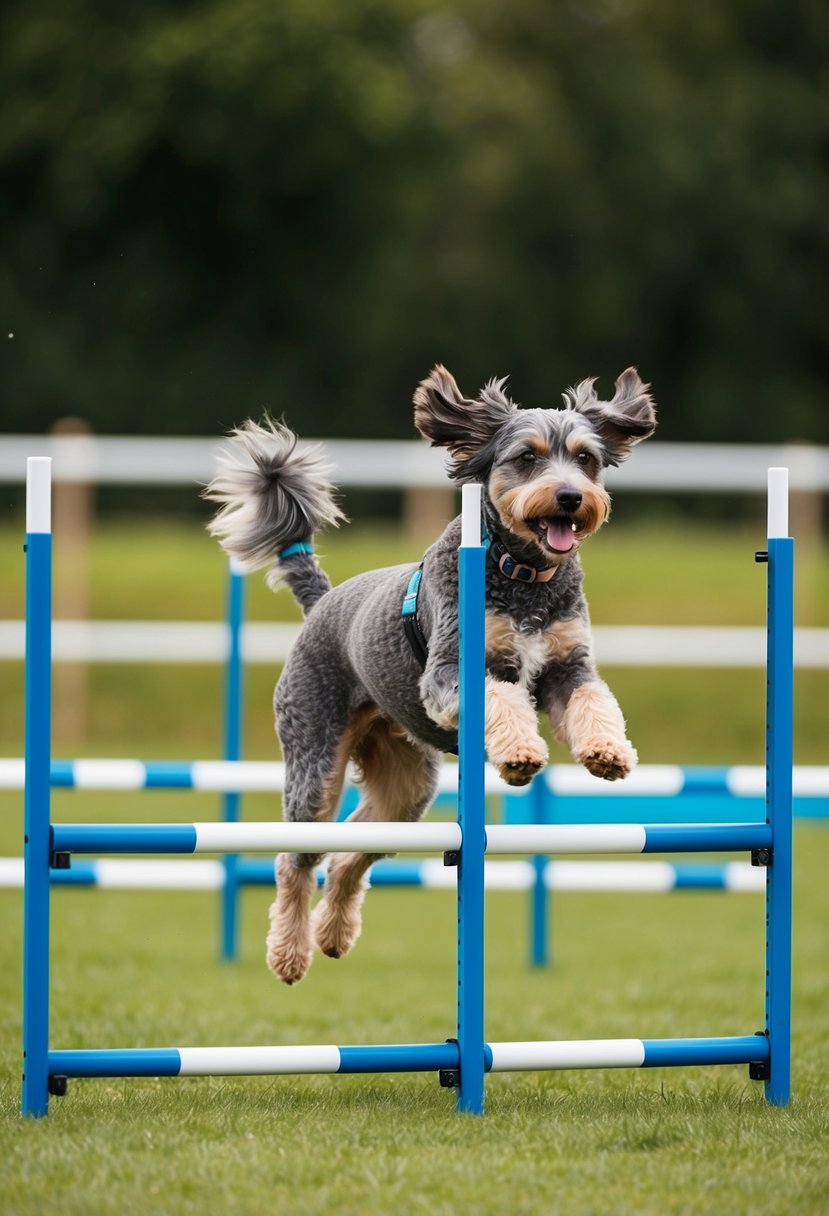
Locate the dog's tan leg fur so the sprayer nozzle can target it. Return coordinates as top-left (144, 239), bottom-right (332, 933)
top-left (313, 718), bottom-right (437, 961)
top-left (266, 710), bottom-right (366, 985)
top-left (485, 676), bottom-right (548, 786)
top-left (266, 858), bottom-right (319, 986)
top-left (557, 681), bottom-right (637, 781)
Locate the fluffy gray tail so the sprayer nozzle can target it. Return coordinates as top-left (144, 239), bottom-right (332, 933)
top-left (204, 418), bottom-right (345, 614)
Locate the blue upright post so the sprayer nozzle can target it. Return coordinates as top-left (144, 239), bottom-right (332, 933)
top-left (530, 776), bottom-right (549, 967)
top-left (22, 458), bottom-right (53, 1118)
top-left (221, 562), bottom-right (245, 961)
top-left (764, 468), bottom-right (793, 1106)
top-left (456, 484), bottom-right (486, 1115)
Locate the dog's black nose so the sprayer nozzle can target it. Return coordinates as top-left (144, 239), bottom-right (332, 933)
top-left (556, 488), bottom-right (583, 514)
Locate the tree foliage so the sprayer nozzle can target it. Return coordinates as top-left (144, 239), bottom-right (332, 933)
top-left (1, 0), bottom-right (827, 440)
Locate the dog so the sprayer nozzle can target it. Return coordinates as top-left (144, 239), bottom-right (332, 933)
top-left (204, 365), bottom-right (656, 984)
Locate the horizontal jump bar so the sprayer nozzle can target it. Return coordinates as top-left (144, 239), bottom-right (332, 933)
top-left (2, 759), bottom-right (826, 797)
top-left (49, 821), bottom-right (773, 856)
top-left (484, 823), bottom-right (773, 854)
top-left (50, 821), bottom-right (463, 855)
top-left (0, 857), bottom-right (765, 891)
top-left (48, 1035), bottom-right (768, 1079)
top-left (0, 758), bottom-right (529, 797)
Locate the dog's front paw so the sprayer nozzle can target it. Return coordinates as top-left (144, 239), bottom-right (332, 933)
top-left (312, 896), bottom-right (362, 960)
top-left (576, 738), bottom-right (638, 782)
top-left (492, 736), bottom-right (549, 787)
top-left (266, 931), bottom-right (313, 985)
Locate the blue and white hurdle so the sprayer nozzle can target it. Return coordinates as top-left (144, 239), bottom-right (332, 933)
top-left (0, 854), bottom-right (767, 892)
top-left (21, 462), bottom-right (793, 1117)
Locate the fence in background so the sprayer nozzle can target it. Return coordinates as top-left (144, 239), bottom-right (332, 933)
top-left (1, 433), bottom-right (828, 491)
top-left (2, 431), bottom-right (827, 740)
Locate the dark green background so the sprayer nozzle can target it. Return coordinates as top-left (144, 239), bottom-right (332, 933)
top-left (2, 0), bottom-right (827, 441)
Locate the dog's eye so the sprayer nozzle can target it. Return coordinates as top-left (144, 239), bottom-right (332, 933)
top-left (518, 451), bottom-right (537, 465)
top-left (576, 452), bottom-right (593, 467)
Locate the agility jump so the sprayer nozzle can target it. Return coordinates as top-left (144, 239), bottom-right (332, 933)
top-left (22, 461), bottom-right (792, 1117)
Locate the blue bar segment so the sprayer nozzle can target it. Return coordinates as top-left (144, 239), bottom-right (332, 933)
top-left (50, 760), bottom-right (75, 787)
top-left (457, 535), bottom-right (486, 1116)
top-left (22, 531), bottom-right (53, 1118)
top-left (143, 764), bottom-right (194, 789)
top-left (221, 565), bottom-right (245, 962)
top-left (235, 857), bottom-right (278, 885)
top-left (765, 535), bottom-right (793, 1106)
top-left (49, 862), bottom-right (98, 886)
top-left (338, 1043), bottom-right (459, 1074)
top-left (671, 865), bottom-right (728, 890)
top-left (681, 768), bottom-right (733, 795)
top-left (642, 823), bottom-right (772, 853)
top-left (643, 1036), bottom-right (769, 1068)
top-left (51, 824), bottom-right (199, 854)
top-left (366, 863), bottom-right (424, 886)
top-left (49, 1049), bottom-right (182, 1077)
top-left (529, 777), bottom-right (548, 967)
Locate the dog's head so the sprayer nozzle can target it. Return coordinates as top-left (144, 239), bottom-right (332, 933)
top-left (414, 365), bottom-right (656, 564)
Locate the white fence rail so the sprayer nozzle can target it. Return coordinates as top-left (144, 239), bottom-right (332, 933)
top-left (2, 437), bottom-right (826, 673)
top-left (1, 434), bottom-right (828, 491)
top-left (0, 620), bottom-right (827, 667)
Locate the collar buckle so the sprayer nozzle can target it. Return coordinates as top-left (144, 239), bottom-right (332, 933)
top-left (492, 540), bottom-right (558, 584)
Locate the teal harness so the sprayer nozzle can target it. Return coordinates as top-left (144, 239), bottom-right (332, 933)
top-left (400, 521), bottom-right (556, 669)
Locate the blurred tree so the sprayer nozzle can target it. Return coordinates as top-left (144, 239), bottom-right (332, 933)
top-left (0, 0), bottom-right (827, 440)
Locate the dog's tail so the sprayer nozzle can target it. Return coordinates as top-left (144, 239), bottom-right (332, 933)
top-left (204, 418), bottom-right (345, 613)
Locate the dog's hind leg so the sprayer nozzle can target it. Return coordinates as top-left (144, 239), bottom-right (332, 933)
top-left (312, 716), bottom-right (441, 963)
top-left (266, 697), bottom-right (357, 985)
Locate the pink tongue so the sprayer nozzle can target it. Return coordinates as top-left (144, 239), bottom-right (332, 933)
top-left (544, 518), bottom-right (575, 553)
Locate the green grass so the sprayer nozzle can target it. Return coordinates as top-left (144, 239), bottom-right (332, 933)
top-left (0, 821), bottom-right (827, 1214)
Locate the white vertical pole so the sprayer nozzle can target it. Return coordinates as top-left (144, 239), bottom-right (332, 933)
top-left (767, 468), bottom-right (789, 539)
top-left (26, 458), bottom-right (52, 535)
top-left (461, 484), bottom-right (482, 547)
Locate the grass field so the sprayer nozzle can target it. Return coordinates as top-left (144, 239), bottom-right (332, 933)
top-left (0, 512), bottom-right (827, 1212)
top-left (0, 810), bottom-right (827, 1214)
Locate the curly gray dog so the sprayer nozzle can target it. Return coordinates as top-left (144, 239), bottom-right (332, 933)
top-left (205, 365), bottom-right (656, 984)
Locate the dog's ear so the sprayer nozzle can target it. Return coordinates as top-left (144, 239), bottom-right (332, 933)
top-left (414, 365), bottom-right (516, 478)
top-left (568, 368), bottom-right (656, 465)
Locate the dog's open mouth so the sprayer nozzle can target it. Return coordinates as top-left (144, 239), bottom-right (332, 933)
top-left (529, 516), bottom-right (578, 554)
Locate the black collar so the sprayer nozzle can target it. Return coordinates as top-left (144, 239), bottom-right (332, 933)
top-left (487, 536), bottom-right (558, 584)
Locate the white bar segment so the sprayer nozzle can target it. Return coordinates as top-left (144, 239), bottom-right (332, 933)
top-left (0, 759), bottom-right (26, 788)
top-left (178, 1045), bottom-right (341, 1076)
top-left (724, 861), bottom-right (766, 892)
top-left (411, 859), bottom-right (537, 890)
top-left (0, 858), bottom-right (24, 887)
top-left (546, 765), bottom-right (684, 797)
top-left (436, 762), bottom-right (532, 798)
top-left (96, 860), bottom-right (226, 889)
top-left (26, 457), bottom-right (52, 533)
top-left (792, 766), bottom-right (829, 796)
top-left (767, 467), bottom-right (789, 538)
top-left (461, 483), bottom-right (482, 546)
top-left (193, 820), bottom-right (462, 854)
top-left (485, 824), bottom-right (647, 855)
top-left (546, 861), bottom-right (676, 891)
top-left (489, 1039), bottom-right (646, 1072)
top-left (725, 766), bottom-right (766, 797)
top-left (190, 761), bottom-right (286, 792)
top-left (406, 859), bottom-right (458, 889)
top-left (73, 759), bottom-right (147, 790)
